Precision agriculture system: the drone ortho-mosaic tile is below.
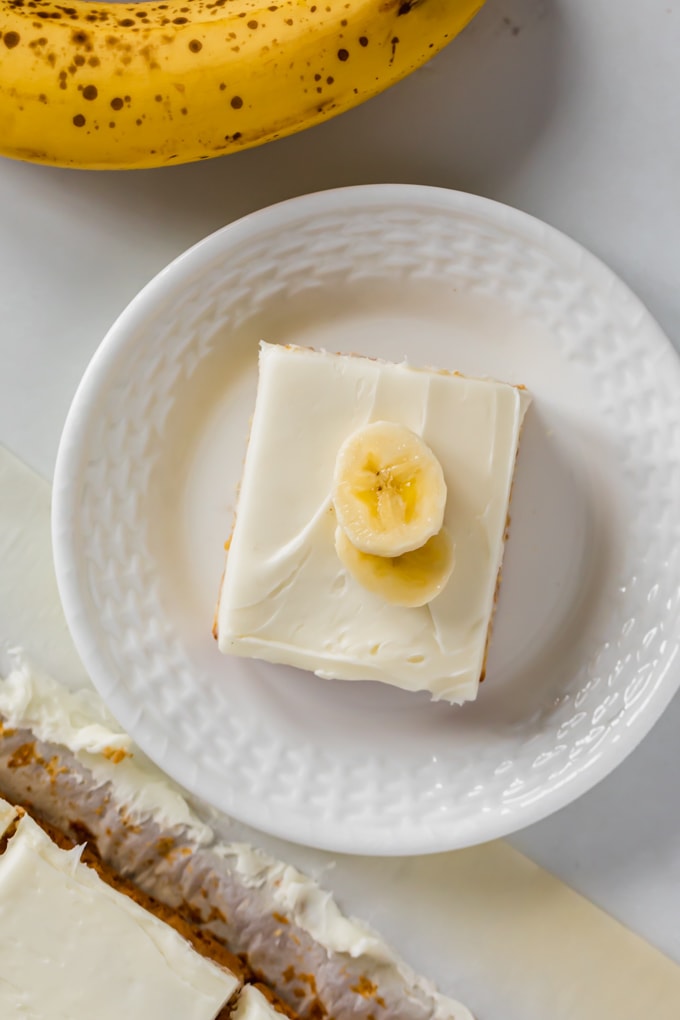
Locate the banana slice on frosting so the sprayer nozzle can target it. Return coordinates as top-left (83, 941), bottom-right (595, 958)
top-left (332, 422), bottom-right (447, 558)
top-left (332, 422), bottom-right (455, 606)
top-left (334, 527), bottom-right (455, 609)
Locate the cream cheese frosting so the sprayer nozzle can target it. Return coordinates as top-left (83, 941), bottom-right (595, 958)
top-left (231, 985), bottom-right (284, 1020)
top-left (0, 798), bottom-right (16, 838)
top-left (217, 343), bottom-right (530, 703)
top-left (223, 841), bottom-right (395, 963)
top-left (0, 801), bottom-right (240, 1020)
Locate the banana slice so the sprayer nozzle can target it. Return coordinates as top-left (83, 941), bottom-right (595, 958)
top-left (332, 422), bottom-right (447, 557)
top-left (335, 527), bottom-right (455, 609)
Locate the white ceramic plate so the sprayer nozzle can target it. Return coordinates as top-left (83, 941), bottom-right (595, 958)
top-left (53, 185), bottom-right (680, 855)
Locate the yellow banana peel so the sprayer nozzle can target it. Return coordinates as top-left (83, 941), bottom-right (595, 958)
top-left (0, 0), bottom-right (484, 170)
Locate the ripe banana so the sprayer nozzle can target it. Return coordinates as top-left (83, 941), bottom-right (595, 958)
top-left (0, 0), bottom-right (484, 170)
top-left (335, 526), bottom-right (454, 607)
top-left (332, 420), bottom-right (447, 557)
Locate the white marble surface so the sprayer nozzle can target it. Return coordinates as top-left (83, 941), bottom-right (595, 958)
top-left (1, 0), bottom-right (680, 977)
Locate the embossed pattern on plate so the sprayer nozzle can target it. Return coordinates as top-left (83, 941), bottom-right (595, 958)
top-left (53, 186), bottom-right (680, 854)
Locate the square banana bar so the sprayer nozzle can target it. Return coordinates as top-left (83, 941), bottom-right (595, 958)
top-left (215, 343), bottom-right (530, 705)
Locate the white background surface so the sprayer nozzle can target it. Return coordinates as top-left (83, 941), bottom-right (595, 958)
top-left (1, 0), bottom-right (680, 984)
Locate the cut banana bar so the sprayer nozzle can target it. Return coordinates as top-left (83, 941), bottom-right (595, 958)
top-left (0, 656), bottom-right (473, 1020)
top-left (215, 343), bottom-right (530, 705)
top-left (0, 798), bottom-right (241, 1020)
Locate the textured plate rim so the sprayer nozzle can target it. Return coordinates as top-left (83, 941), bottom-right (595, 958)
top-left (52, 184), bottom-right (680, 855)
